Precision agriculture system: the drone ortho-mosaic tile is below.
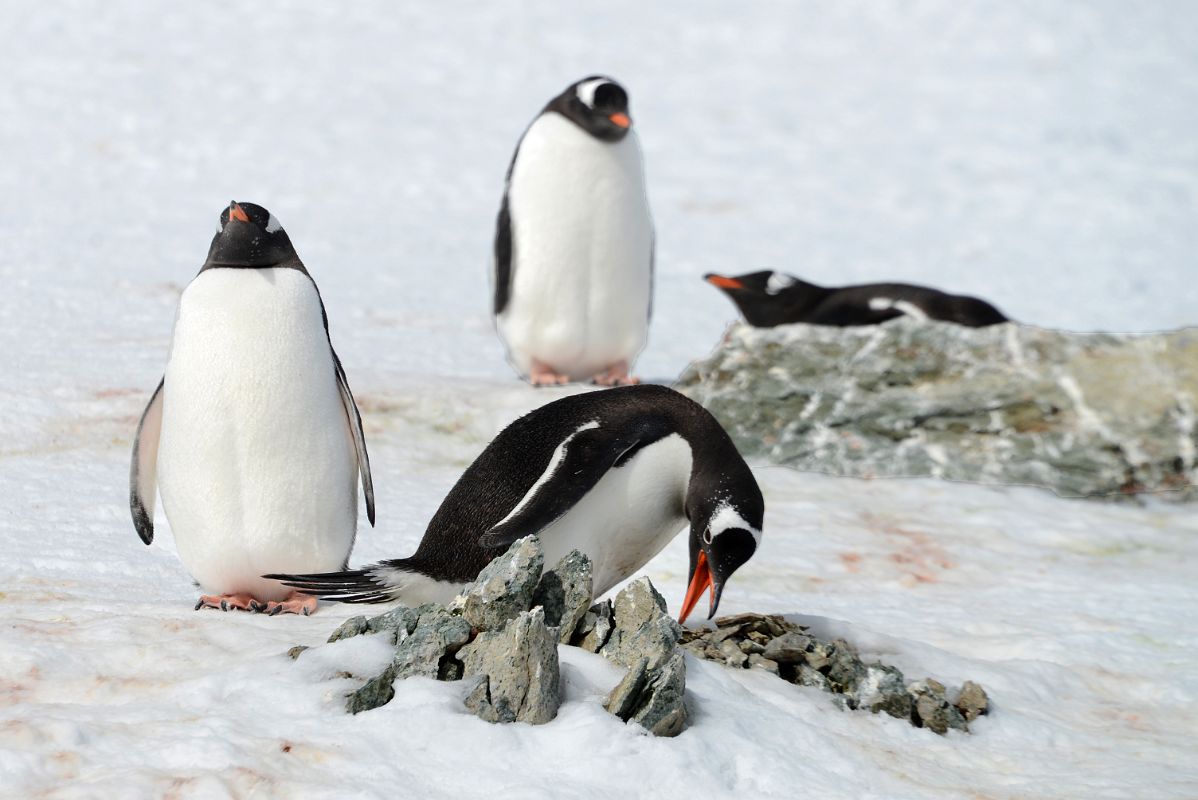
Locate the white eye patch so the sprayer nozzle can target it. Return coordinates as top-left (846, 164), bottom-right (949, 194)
top-left (766, 272), bottom-right (796, 295)
top-left (265, 213), bottom-right (283, 233)
top-left (709, 503), bottom-right (762, 545)
top-left (576, 78), bottom-right (611, 109)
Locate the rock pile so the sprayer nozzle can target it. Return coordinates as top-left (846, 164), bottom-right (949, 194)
top-left (676, 319), bottom-right (1198, 500)
top-left (303, 536), bottom-right (689, 735)
top-left (680, 613), bottom-right (988, 735)
top-left (299, 540), bottom-right (987, 737)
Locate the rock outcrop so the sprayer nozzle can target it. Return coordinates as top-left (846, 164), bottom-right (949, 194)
top-left (676, 319), bottom-right (1198, 500)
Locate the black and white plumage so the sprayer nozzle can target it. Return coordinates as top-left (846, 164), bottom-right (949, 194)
top-left (492, 76), bottom-right (654, 386)
top-left (130, 202), bottom-right (374, 610)
top-left (705, 271), bottom-right (1009, 328)
top-left (270, 385), bottom-right (762, 623)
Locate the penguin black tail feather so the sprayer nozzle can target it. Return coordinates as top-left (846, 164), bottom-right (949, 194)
top-left (264, 567), bottom-right (398, 604)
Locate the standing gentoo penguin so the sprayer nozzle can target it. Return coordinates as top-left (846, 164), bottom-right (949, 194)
top-left (493, 75), bottom-right (654, 387)
top-left (269, 385), bottom-right (761, 624)
top-left (705, 271), bottom-right (1009, 328)
top-left (129, 202), bottom-right (375, 615)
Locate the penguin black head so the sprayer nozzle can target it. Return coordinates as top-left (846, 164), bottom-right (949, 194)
top-left (705, 270), bottom-right (811, 327)
top-left (680, 499), bottom-right (764, 625)
top-left (547, 75), bottom-right (633, 143)
top-left (203, 201), bottom-right (301, 270)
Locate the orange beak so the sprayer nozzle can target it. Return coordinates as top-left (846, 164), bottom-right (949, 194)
top-left (609, 112), bottom-right (631, 129)
top-left (678, 550), bottom-right (714, 625)
top-left (228, 202), bottom-right (250, 223)
top-left (705, 274), bottom-right (744, 290)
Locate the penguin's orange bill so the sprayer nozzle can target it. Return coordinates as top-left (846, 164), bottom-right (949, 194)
top-left (228, 203), bottom-right (250, 223)
top-left (678, 550), bottom-right (713, 625)
top-left (706, 275), bottom-right (744, 290)
top-left (609, 112), bottom-right (631, 128)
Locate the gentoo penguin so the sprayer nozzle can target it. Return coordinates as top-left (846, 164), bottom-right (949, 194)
top-left (269, 384), bottom-right (761, 624)
top-left (129, 201), bottom-right (375, 615)
top-left (492, 75), bottom-right (654, 387)
top-left (705, 271), bottom-right (1009, 328)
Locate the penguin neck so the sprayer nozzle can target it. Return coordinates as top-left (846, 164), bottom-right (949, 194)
top-left (754, 279), bottom-right (830, 326)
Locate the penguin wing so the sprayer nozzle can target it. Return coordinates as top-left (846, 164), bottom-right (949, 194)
top-left (332, 351), bottom-right (376, 527)
top-left (480, 417), bottom-right (672, 548)
top-left (129, 378), bottom-right (164, 545)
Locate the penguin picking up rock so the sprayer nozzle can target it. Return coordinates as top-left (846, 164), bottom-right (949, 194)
top-left (705, 271), bottom-right (1009, 328)
top-left (493, 76), bottom-right (654, 387)
top-left (269, 384), bottom-right (762, 625)
top-left (129, 202), bottom-right (375, 615)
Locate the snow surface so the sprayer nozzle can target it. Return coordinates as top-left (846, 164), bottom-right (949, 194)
top-left (2, 3), bottom-right (1197, 799)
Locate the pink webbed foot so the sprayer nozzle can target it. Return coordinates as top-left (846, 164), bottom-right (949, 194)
top-left (591, 361), bottom-right (639, 387)
top-left (195, 593), bottom-right (267, 613)
top-left (264, 592), bottom-right (319, 617)
top-left (528, 359), bottom-right (571, 387)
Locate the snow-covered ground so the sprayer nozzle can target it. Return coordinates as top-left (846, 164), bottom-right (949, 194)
top-left (2, 3), bottom-right (1197, 799)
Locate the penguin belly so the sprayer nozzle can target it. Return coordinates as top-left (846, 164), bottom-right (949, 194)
top-left (497, 113), bottom-right (653, 380)
top-left (538, 433), bottom-right (692, 595)
top-left (157, 268), bottom-right (358, 600)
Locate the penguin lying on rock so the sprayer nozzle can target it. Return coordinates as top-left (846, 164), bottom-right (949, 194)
top-left (130, 202), bottom-right (375, 615)
top-left (493, 76), bottom-right (654, 387)
top-left (269, 385), bottom-right (762, 624)
top-left (705, 271), bottom-right (1009, 328)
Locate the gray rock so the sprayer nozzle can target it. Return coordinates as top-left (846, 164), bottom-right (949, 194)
top-left (762, 632), bottom-right (812, 664)
top-left (824, 640), bottom-right (867, 695)
top-left (450, 536), bottom-right (544, 632)
top-left (532, 550), bottom-right (594, 643)
top-left (286, 645), bottom-right (308, 660)
top-left (326, 615), bottom-right (369, 643)
top-left (457, 607), bottom-right (561, 725)
top-left (604, 657), bottom-right (651, 720)
top-left (747, 654), bottom-right (780, 675)
top-left (719, 638), bottom-right (748, 668)
top-left (854, 664), bottom-right (913, 719)
top-left (345, 606), bottom-right (473, 715)
top-left (571, 600), bottom-right (614, 653)
top-left (954, 680), bottom-right (990, 722)
top-left (909, 679), bottom-right (969, 735)
top-left (629, 651), bottom-right (688, 737)
top-left (794, 664), bottom-right (831, 691)
top-left (676, 319), bottom-right (1198, 501)
top-left (601, 578), bottom-right (682, 671)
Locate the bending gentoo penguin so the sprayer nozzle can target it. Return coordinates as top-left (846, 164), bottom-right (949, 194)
top-left (269, 385), bottom-right (761, 625)
top-left (129, 201), bottom-right (375, 615)
top-left (705, 271), bottom-right (1009, 328)
top-left (492, 75), bottom-right (654, 387)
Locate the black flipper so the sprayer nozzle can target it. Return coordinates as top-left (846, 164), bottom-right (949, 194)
top-left (129, 378), bottom-right (164, 545)
top-left (480, 416), bottom-right (672, 549)
top-left (332, 349), bottom-right (375, 527)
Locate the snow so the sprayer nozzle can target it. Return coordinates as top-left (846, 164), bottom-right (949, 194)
top-left (2, 3), bottom-right (1197, 799)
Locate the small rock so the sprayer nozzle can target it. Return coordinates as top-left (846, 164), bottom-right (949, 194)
top-left (532, 550), bottom-right (594, 644)
top-left (854, 664), bottom-right (912, 720)
top-left (762, 632), bottom-right (812, 664)
top-left (286, 645), bottom-right (308, 660)
top-left (326, 616), bottom-right (369, 643)
top-left (601, 578), bottom-right (682, 671)
top-left (366, 605), bottom-right (426, 638)
top-left (450, 536), bottom-right (544, 632)
top-left (720, 639), bottom-right (748, 668)
top-left (572, 600), bottom-right (614, 653)
top-left (628, 651), bottom-right (687, 737)
top-left (804, 639), bottom-right (837, 672)
top-left (457, 607), bottom-right (561, 725)
top-left (747, 654), bottom-right (779, 675)
top-left (954, 680), bottom-right (990, 722)
top-left (794, 664), bottom-right (831, 691)
top-left (604, 657), bottom-right (651, 720)
top-left (824, 641), bottom-right (866, 695)
top-left (738, 639), bottom-right (765, 655)
top-left (909, 679), bottom-right (968, 735)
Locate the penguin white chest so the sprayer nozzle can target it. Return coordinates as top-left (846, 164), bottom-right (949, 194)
top-left (498, 112), bottom-right (654, 379)
top-left (156, 268), bottom-right (358, 600)
top-left (539, 434), bottom-right (692, 596)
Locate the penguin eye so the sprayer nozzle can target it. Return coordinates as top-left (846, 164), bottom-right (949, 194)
top-left (703, 527), bottom-right (713, 545)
